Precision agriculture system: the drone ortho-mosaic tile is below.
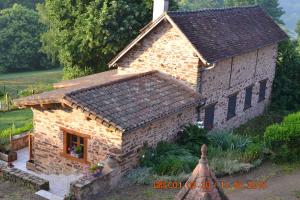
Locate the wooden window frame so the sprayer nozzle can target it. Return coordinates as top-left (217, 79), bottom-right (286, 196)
top-left (227, 92), bottom-right (238, 120)
top-left (258, 79), bottom-right (268, 102)
top-left (60, 127), bottom-right (90, 164)
top-left (244, 85), bottom-right (253, 110)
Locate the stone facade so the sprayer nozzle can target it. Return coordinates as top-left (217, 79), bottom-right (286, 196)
top-left (31, 105), bottom-right (196, 175)
top-left (117, 20), bottom-right (200, 90)
top-left (199, 44), bottom-right (277, 129)
top-left (115, 20), bottom-right (278, 130)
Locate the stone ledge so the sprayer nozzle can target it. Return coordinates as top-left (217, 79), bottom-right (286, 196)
top-left (35, 190), bottom-right (64, 200)
top-left (0, 163), bottom-right (49, 191)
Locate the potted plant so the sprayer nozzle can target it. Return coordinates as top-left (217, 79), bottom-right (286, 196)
top-left (89, 162), bottom-right (104, 177)
top-left (71, 146), bottom-right (83, 158)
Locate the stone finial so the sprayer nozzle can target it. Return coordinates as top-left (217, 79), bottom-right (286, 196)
top-left (200, 144), bottom-right (208, 161)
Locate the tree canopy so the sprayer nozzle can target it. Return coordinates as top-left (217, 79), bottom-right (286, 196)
top-left (0, 0), bottom-right (44, 10)
top-left (179, 0), bottom-right (284, 24)
top-left (39, 0), bottom-right (178, 80)
top-left (0, 4), bottom-right (50, 73)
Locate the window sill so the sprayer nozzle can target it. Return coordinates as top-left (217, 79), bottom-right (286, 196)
top-left (60, 153), bottom-right (90, 164)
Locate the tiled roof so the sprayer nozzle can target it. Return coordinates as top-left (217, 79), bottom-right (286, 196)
top-left (13, 70), bottom-right (141, 106)
top-left (168, 6), bottom-right (288, 63)
top-left (64, 71), bottom-right (204, 132)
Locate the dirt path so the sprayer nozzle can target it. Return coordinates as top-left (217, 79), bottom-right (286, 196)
top-left (223, 162), bottom-right (300, 200)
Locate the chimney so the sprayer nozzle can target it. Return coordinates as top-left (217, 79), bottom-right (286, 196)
top-left (153, 0), bottom-right (169, 21)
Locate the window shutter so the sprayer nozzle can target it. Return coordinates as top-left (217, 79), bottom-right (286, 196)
top-left (204, 104), bottom-right (215, 130)
top-left (244, 86), bottom-right (253, 110)
top-left (258, 80), bottom-right (267, 102)
top-left (227, 93), bottom-right (237, 120)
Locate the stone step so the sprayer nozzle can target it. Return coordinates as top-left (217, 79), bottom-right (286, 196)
top-left (35, 190), bottom-right (64, 200)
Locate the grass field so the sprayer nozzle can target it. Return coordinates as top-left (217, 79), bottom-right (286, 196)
top-left (0, 109), bottom-right (32, 130)
top-left (0, 68), bottom-right (62, 97)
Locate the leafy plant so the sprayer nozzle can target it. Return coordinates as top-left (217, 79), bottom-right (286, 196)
top-left (140, 141), bottom-right (198, 176)
top-left (178, 124), bottom-right (209, 155)
top-left (264, 112), bottom-right (300, 162)
top-left (241, 143), bottom-right (264, 163)
top-left (74, 146), bottom-right (82, 154)
top-left (208, 130), bottom-right (252, 151)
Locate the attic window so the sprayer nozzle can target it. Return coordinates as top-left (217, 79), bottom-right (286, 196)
top-left (60, 127), bottom-right (90, 164)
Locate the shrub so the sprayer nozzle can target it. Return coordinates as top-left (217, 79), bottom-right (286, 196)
top-left (140, 141), bottom-right (198, 176)
top-left (241, 143), bottom-right (264, 163)
top-left (208, 130), bottom-right (252, 151)
top-left (0, 122), bottom-right (33, 140)
top-left (264, 112), bottom-right (300, 162)
top-left (178, 124), bottom-right (209, 155)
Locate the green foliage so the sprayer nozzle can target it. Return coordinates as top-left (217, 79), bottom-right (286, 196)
top-left (208, 130), bottom-right (252, 151)
top-left (178, 0), bottom-right (284, 24)
top-left (240, 142), bottom-right (264, 163)
top-left (0, 121), bottom-right (32, 139)
top-left (0, 4), bottom-right (51, 73)
top-left (39, 0), bottom-right (178, 79)
top-left (264, 112), bottom-right (300, 162)
top-left (178, 124), bottom-right (209, 155)
top-left (271, 40), bottom-right (300, 111)
top-left (18, 84), bottom-right (53, 97)
top-left (0, 0), bottom-right (44, 9)
top-left (208, 146), bottom-right (253, 175)
top-left (0, 109), bottom-right (32, 130)
top-left (140, 141), bottom-right (198, 175)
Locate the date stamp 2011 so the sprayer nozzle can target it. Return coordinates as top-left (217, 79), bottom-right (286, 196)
top-left (153, 180), bottom-right (267, 190)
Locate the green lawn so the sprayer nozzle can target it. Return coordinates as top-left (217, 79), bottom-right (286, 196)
top-left (0, 68), bottom-right (62, 97)
top-left (0, 109), bottom-right (32, 131)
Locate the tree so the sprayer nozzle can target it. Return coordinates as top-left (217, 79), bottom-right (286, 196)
top-left (0, 4), bottom-right (49, 72)
top-left (178, 0), bottom-right (284, 24)
top-left (271, 39), bottom-right (300, 111)
top-left (39, 0), bottom-right (178, 80)
top-left (0, 0), bottom-right (44, 10)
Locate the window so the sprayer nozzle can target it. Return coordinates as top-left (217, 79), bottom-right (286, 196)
top-left (61, 128), bottom-right (90, 164)
top-left (258, 79), bottom-right (267, 102)
top-left (227, 93), bottom-right (237, 120)
top-left (204, 104), bottom-right (216, 130)
top-left (244, 85), bottom-right (253, 110)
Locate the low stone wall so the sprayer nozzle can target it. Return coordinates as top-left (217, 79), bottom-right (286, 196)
top-left (69, 168), bottom-right (121, 200)
top-left (11, 132), bottom-right (29, 151)
top-left (0, 163), bottom-right (49, 191)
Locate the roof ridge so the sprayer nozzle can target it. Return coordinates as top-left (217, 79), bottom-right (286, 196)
top-left (65, 70), bottom-right (158, 96)
top-left (168, 5), bottom-right (260, 14)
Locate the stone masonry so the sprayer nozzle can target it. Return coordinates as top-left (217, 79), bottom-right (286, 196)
top-left (117, 20), bottom-right (200, 90)
top-left (115, 20), bottom-right (278, 130)
top-left (32, 105), bottom-right (196, 175)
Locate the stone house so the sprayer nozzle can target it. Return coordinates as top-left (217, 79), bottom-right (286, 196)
top-left (14, 1), bottom-right (287, 175)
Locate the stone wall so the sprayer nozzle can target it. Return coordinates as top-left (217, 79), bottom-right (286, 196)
top-left (116, 20), bottom-right (200, 90)
top-left (0, 163), bottom-right (49, 191)
top-left (199, 44), bottom-right (278, 129)
top-left (11, 132), bottom-right (29, 151)
top-left (32, 105), bottom-right (196, 175)
top-left (69, 166), bottom-right (121, 200)
top-left (120, 107), bottom-right (197, 173)
top-left (32, 106), bottom-right (123, 175)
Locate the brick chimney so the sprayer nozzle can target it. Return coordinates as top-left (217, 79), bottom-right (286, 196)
top-left (153, 0), bottom-right (169, 21)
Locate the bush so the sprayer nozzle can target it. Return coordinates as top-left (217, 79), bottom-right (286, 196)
top-left (178, 124), bottom-right (209, 155)
top-left (140, 141), bottom-right (198, 176)
top-left (264, 112), bottom-right (300, 162)
top-left (241, 143), bottom-right (264, 163)
top-left (208, 130), bottom-right (252, 151)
